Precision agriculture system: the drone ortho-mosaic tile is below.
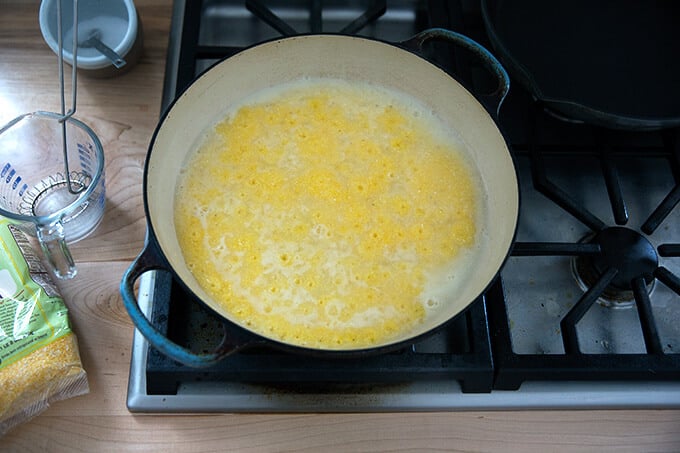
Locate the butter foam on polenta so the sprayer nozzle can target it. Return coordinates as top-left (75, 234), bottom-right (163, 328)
top-left (174, 78), bottom-right (481, 349)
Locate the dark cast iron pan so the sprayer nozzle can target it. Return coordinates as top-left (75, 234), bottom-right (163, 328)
top-left (481, 0), bottom-right (680, 130)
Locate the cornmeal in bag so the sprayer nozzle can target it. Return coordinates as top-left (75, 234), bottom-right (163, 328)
top-left (0, 219), bottom-right (88, 436)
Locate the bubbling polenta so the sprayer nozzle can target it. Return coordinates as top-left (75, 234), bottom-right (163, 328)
top-left (174, 79), bottom-right (480, 349)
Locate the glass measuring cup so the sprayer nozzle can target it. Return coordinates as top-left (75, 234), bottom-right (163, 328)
top-left (0, 111), bottom-right (105, 279)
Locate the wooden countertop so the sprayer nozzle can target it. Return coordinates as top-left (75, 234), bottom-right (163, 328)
top-left (1, 1), bottom-right (679, 451)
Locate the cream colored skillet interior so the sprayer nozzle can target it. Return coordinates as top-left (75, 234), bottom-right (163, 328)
top-left (142, 33), bottom-right (518, 354)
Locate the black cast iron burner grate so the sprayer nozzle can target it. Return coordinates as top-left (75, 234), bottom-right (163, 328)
top-left (490, 102), bottom-right (680, 390)
top-left (170, 0), bottom-right (401, 97)
top-left (244, 0), bottom-right (387, 36)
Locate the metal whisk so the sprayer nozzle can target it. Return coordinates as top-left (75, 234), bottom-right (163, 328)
top-left (56, 0), bottom-right (83, 194)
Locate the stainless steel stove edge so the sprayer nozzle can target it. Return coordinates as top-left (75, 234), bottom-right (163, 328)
top-left (126, 272), bottom-right (680, 412)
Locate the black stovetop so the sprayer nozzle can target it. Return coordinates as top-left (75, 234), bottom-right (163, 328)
top-left (134, 0), bottom-right (680, 401)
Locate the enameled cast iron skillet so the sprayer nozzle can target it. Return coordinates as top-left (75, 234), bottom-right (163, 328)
top-left (121, 30), bottom-right (519, 367)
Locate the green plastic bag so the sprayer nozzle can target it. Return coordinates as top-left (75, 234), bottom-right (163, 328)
top-left (0, 219), bottom-right (88, 436)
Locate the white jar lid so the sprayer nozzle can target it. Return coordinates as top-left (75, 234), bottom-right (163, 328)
top-left (39, 0), bottom-right (138, 70)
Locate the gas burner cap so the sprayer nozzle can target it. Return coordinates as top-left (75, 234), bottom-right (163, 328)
top-left (571, 227), bottom-right (658, 309)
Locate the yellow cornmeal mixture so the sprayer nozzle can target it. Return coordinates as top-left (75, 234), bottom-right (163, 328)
top-left (0, 334), bottom-right (83, 422)
top-left (175, 80), bottom-right (478, 349)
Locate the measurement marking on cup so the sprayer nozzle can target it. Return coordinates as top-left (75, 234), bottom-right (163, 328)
top-left (1, 163), bottom-right (29, 197)
top-left (77, 143), bottom-right (93, 173)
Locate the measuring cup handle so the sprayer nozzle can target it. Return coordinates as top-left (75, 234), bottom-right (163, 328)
top-left (121, 237), bottom-right (255, 367)
top-left (36, 221), bottom-right (77, 279)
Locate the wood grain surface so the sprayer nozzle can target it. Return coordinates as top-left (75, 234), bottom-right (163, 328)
top-left (1, 1), bottom-right (679, 451)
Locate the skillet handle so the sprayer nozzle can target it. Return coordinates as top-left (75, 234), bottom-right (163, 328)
top-left (120, 235), bottom-right (258, 367)
top-left (401, 28), bottom-right (510, 118)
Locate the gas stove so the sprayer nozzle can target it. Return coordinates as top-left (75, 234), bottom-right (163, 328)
top-left (127, 0), bottom-right (680, 411)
